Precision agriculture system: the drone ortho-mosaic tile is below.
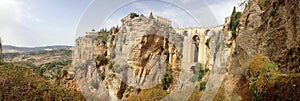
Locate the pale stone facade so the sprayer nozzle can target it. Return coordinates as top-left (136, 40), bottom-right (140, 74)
top-left (175, 26), bottom-right (223, 65)
top-left (154, 16), bottom-right (172, 27)
top-left (121, 14), bottom-right (131, 25)
top-left (121, 13), bottom-right (172, 27)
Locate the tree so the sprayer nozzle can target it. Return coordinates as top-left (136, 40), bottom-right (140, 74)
top-left (129, 12), bottom-right (139, 19)
top-left (229, 7), bottom-right (242, 38)
top-left (149, 12), bottom-right (154, 19)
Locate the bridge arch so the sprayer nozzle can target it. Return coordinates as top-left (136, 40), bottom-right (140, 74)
top-left (192, 35), bottom-right (200, 62)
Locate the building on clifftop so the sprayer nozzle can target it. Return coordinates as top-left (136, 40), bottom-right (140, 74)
top-left (121, 12), bottom-right (172, 27)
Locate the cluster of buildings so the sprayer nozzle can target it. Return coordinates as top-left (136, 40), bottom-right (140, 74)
top-left (121, 12), bottom-right (172, 27)
top-left (84, 12), bottom-right (223, 66)
top-left (120, 12), bottom-right (222, 65)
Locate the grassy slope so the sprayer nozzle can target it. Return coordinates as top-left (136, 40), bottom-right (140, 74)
top-left (126, 86), bottom-right (168, 101)
top-left (0, 63), bottom-right (85, 101)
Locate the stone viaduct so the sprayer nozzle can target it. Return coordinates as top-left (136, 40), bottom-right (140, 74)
top-left (175, 26), bottom-right (223, 66)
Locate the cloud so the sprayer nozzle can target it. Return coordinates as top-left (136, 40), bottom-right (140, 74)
top-left (0, 0), bottom-right (46, 46)
top-left (207, 0), bottom-right (239, 24)
top-left (92, 0), bottom-right (241, 30)
top-left (0, 0), bottom-right (43, 26)
top-left (181, 0), bottom-right (195, 4)
top-left (131, 2), bottom-right (199, 27)
top-left (0, 0), bottom-right (23, 28)
top-left (103, 16), bottom-right (123, 29)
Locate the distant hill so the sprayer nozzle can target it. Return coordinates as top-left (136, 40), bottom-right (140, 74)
top-left (2, 45), bottom-right (72, 53)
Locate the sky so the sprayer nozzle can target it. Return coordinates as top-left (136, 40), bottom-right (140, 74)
top-left (0, 0), bottom-right (243, 47)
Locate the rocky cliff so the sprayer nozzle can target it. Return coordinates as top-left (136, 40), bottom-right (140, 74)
top-left (207, 0), bottom-right (300, 100)
top-left (71, 0), bottom-right (300, 100)
top-left (72, 16), bottom-right (184, 100)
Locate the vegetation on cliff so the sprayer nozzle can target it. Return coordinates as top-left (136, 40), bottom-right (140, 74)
top-left (4, 49), bottom-right (72, 81)
top-left (229, 7), bottom-right (242, 38)
top-left (249, 55), bottom-right (300, 101)
top-left (0, 63), bottom-right (85, 100)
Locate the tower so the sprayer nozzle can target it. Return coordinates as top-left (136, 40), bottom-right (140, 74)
top-left (149, 12), bottom-right (154, 19)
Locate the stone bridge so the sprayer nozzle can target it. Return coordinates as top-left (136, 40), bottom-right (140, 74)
top-left (175, 26), bottom-right (223, 67)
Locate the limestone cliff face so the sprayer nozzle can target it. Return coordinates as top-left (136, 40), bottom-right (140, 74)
top-left (236, 0), bottom-right (300, 73)
top-left (73, 34), bottom-right (111, 101)
top-left (72, 16), bottom-right (183, 100)
top-left (209, 0), bottom-right (300, 100)
top-left (112, 16), bottom-right (182, 88)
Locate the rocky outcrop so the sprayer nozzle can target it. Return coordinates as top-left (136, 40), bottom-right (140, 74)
top-left (236, 0), bottom-right (300, 73)
top-left (112, 16), bottom-right (182, 88)
top-left (209, 0), bottom-right (300, 100)
top-left (73, 15), bottom-right (183, 100)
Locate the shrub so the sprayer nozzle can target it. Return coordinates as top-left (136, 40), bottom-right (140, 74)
top-left (96, 55), bottom-right (109, 66)
top-left (129, 12), bottom-right (139, 19)
top-left (232, 51), bottom-right (237, 57)
top-left (97, 32), bottom-right (109, 42)
top-left (189, 63), bottom-right (209, 82)
top-left (249, 54), bottom-right (280, 100)
top-left (229, 7), bottom-right (242, 38)
top-left (163, 50), bottom-right (169, 56)
top-left (270, 7), bottom-right (278, 17)
top-left (62, 70), bottom-right (68, 76)
top-left (161, 71), bottom-right (172, 90)
top-left (259, 0), bottom-right (265, 9)
top-left (126, 86), bottom-right (168, 101)
top-left (199, 82), bottom-right (206, 91)
top-left (113, 64), bottom-right (120, 73)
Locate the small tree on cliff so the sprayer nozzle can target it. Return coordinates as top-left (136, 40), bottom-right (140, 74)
top-left (229, 7), bottom-right (242, 38)
top-left (129, 12), bottom-right (139, 19)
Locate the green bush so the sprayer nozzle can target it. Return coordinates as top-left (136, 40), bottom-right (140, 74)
top-left (270, 7), bottom-right (278, 17)
top-left (129, 12), bottom-right (139, 19)
top-left (161, 71), bottom-right (172, 90)
top-left (229, 7), bottom-right (242, 38)
top-left (113, 64), bottom-right (120, 73)
top-left (259, 0), bottom-right (265, 9)
top-left (163, 50), bottom-right (169, 56)
top-left (189, 63), bottom-right (209, 82)
top-left (97, 31), bottom-right (109, 42)
top-left (249, 55), bottom-right (280, 101)
top-left (232, 51), bottom-right (237, 57)
top-left (199, 82), bottom-right (206, 91)
top-left (62, 70), bottom-right (68, 76)
top-left (96, 55), bottom-right (109, 66)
